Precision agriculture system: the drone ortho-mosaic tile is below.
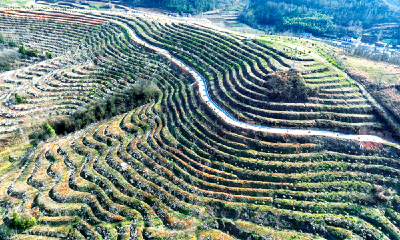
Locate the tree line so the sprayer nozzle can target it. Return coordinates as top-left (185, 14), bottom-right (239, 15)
top-left (240, 0), bottom-right (400, 37)
top-left (29, 79), bottom-right (159, 145)
top-left (130, 0), bottom-right (236, 14)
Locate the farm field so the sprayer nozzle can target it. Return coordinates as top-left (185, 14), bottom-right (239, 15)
top-left (0, 9), bottom-right (399, 240)
top-left (336, 53), bottom-right (400, 141)
top-left (0, 0), bottom-right (31, 7)
top-left (123, 15), bottom-right (394, 135)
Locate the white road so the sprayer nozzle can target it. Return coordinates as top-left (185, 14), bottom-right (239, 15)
top-left (106, 18), bottom-right (398, 145)
top-left (6, 9), bottom-right (396, 145)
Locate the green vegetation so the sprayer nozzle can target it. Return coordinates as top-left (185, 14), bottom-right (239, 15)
top-left (29, 123), bottom-right (56, 145)
top-left (231, 23), bottom-right (245, 27)
top-left (240, 0), bottom-right (400, 37)
top-left (264, 35), bottom-right (337, 58)
top-left (0, 32), bottom-right (4, 44)
top-left (282, 13), bottom-right (335, 35)
top-left (225, 3), bottom-right (245, 11)
top-left (88, 2), bottom-right (103, 8)
top-left (52, 80), bottom-right (159, 135)
top-left (132, 0), bottom-right (236, 13)
top-left (7, 40), bottom-right (17, 47)
top-left (45, 51), bottom-right (53, 59)
top-left (324, 52), bottom-right (343, 70)
top-left (29, 129), bottom-right (51, 146)
top-left (0, 0), bottom-right (31, 7)
top-left (18, 45), bottom-right (39, 57)
top-left (10, 213), bottom-right (36, 230)
top-left (43, 123), bottom-right (55, 137)
top-left (14, 93), bottom-right (23, 103)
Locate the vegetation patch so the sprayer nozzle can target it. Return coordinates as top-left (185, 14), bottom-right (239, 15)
top-left (240, 0), bottom-right (400, 38)
top-left (264, 70), bottom-right (316, 102)
top-left (10, 212), bottom-right (36, 230)
top-left (14, 93), bottom-right (23, 104)
top-left (18, 45), bottom-right (39, 57)
top-left (53, 80), bottom-right (159, 135)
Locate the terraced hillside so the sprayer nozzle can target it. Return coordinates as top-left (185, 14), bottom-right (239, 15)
top-left (0, 9), bottom-right (400, 240)
top-left (0, 10), bottom-right (161, 148)
top-left (113, 14), bottom-right (394, 136)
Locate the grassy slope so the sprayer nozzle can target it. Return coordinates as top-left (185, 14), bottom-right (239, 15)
top-left (337, 53), bottom-right (400, 85)
top-left (0, 0), bottom-right (31, 7)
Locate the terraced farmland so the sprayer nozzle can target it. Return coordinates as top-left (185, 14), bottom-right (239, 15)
top-left (0, 9), bottom-right (400, 240)
top-left (118, 15), bottom-right (392, 135)
top-left (0, 10), bottom-right (158, 148)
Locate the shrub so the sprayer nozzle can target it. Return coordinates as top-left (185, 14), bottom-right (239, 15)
top-left (14, 93), bottom-right (23, 103)
top-left (8, 155), bottom-right (17, 162)
top-left (18, 45), bottom-right (39, 57)
top-left (8, 40), bottom-right (17, 47)
top-left (44, 123), bottom-right (56, 137)
top-left (29, 129), bottom-right (52, 146)
top-left (26, 48), bottom-right (39, 57)
top-left (139, 122), bottom-right (150, 131)
top-left (18, 45), bottom-right (25, 54)
top-left (0, 231), bottom-right (7, 239)
top-left (10, 213), bottom-right (36, 230)
top-left (45, 51), bottom-right (53, 59)
top-left (0, 33), bottom-right (4, 44)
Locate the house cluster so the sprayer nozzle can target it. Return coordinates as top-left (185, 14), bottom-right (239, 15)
top-left (302, 32), bottom-right (312, 38)
top-left (167, 12), bottom-right (192, 17)
top-left (301, 30), bottom-right (400, 51)
top-left (361, 34), bottom-right (400, 48)
top-left (330, 35), bottom-right (358, 48)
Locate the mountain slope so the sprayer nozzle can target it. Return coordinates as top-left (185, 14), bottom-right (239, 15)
top-left (240, 0), bottom-right (400, 37)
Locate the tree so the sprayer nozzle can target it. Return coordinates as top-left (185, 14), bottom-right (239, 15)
top-left (26, 48), bottom-right (39, 57)
top-left (241, 0), bottom-right (400, 37)
top-left (129, 0), bottom-right (236, 14)
top-left (282, 13), bottom-right (335, 35)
